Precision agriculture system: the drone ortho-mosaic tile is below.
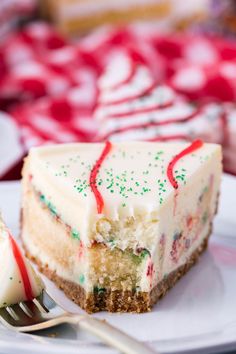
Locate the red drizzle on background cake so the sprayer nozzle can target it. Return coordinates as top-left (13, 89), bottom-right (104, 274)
top-left (107, 99), bottom-right (174, 118)
top-left (90, 141), bottom-right (112, 213)
top-left (102, 81), bottom-right (157, 106)
top-left (110, 61), bottom-right (136, 91)
top-left (99, 105), bottom-right (202, 141)
top-left (167, 139), bottom-right (204, 190)
top-left (9, 235), bottom-right (34, 300)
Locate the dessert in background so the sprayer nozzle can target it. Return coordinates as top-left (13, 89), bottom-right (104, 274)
top-left (190, 0), bottom-right (236, 37)
top-left (0, 23), bottom-right (236, 178)
top-left (21, 141), bottom-right (222, 313)
top-left (39, 0), bottom-right (171, 35)
top-left (39, 0), bottom-right (213, 36)
top-left (0, 216), bottom-right (44, 308)
top-left (94, 52), bottom-right (236, 174)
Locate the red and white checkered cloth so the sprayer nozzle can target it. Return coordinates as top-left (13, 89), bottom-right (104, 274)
top-left (0, 22), bottom-right (236, 176)
top-left (0, 0), bottom-right (36, 40)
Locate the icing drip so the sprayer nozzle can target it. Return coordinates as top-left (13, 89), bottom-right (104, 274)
top-left (167, 139), bottom-right (204, 190)
top-left (9, 235), bottom-right (34, 300)
top-left (90, 141), bottom-right (112, 213)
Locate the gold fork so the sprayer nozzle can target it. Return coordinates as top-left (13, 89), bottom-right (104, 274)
top-left (0, 290), bottom-right (157, 354)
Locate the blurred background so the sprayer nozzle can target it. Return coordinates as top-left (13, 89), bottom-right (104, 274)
top-left (0, 0), bottom-right (236, 180)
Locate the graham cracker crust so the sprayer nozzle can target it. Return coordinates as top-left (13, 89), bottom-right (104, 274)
top-left (24, 236), bottom-right (209, 314)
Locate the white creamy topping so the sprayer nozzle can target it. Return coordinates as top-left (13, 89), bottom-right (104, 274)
top-left (98, 102), bottom-right (196, 136)
top-left (98, 53), bottom-right (134, 92)
top-left (99, 66), bottom-right (154, 105)
top-left (95, 85), bottom-right (175, 121)
top-left (101, 103), bottom-right (224, 143)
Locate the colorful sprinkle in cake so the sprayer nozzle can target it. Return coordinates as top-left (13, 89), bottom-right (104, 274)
top-left (21, 140), bottom-right (222, 313)
top-left (0, 216), bottom-right (44, 308)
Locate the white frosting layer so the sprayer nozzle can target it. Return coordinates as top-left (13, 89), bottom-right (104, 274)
top-left (26, 142), bottom-right (221, 248)
top-left (99, 102), bottom-right (195, 136)
top-left (98, 53), bottom-right (134, 92)
top-left (0, 218), bottom-right (44, 307)
top-left (104, 103), bottom-right (224, 143)
top-left (99, 66), bottom-right (154, 105)
top-left (95, 85), bottom-right (175, 121)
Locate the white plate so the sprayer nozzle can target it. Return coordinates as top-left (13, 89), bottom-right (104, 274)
top-left (0, 175), bottom-right (236, 354)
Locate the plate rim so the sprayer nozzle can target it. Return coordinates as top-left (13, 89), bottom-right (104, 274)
top-left (0, 175), bottom-right (235, 354)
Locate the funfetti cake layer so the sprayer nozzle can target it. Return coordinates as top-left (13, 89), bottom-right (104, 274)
top-left (21, 141), bottom-right (222, 313)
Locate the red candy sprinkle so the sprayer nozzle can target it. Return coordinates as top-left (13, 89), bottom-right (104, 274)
top-left (146, 262), bottom-right (154, 277)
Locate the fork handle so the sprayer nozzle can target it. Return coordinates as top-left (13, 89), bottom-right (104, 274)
top-left (76, 315), bottom-right (157, 354)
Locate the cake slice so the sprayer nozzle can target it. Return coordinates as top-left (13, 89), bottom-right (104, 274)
top-left (21, 141), bottom-right (222, 313)
top-left (40, 0), bottom-right (171, 35)
top-left (0, 216), bottom-right (44, 308)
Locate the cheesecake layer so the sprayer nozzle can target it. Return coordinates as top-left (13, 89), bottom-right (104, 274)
top-left (21, 141), bottom-right (222, 312)
top-left (24, 236), bottom-right (209, 313)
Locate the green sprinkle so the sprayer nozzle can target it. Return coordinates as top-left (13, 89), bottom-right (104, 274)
top-left (40, 195), bottom-right (46, 202)
top-left (140, 249), bottom-right (150, 259)
top-left (202, 211), bottom-right (208, 224)
top-left (71, 229), bottom-right (80, 240)
top-left (79, 274), bottom-right (85, 284)
top-left (40, 194), bottom-right (57, 216)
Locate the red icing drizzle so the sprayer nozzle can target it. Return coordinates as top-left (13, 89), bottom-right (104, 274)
top-left (167, 139), bottom-right (204, 190)
top-left (102, 81), bottom-right (157, 106)
top-left (100, 106), bottom-right (202, 141)
top-left (90, 141), bottom-right (112, 213)
top-left (9, 235), bottom-right (34, 300)
top-left (146, 262), bottom-right (154, 277)
top-left (110, 61), bottom-right (136, 91)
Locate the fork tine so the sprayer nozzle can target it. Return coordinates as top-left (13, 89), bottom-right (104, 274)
top-left (0, 305), bottom-right (33, 328)
top-left (0, 291), bottom-right (64, 332)
top-left (33, 297), bottom-right (49, 314)
top-left (10, 304), bottom-right (39, 326)
top-left (20, 301), bottom-right (45, 318)
top-left (0, 307), bottom-right (19, 327)
top-left (40, 291), bottom-right (57, 310)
